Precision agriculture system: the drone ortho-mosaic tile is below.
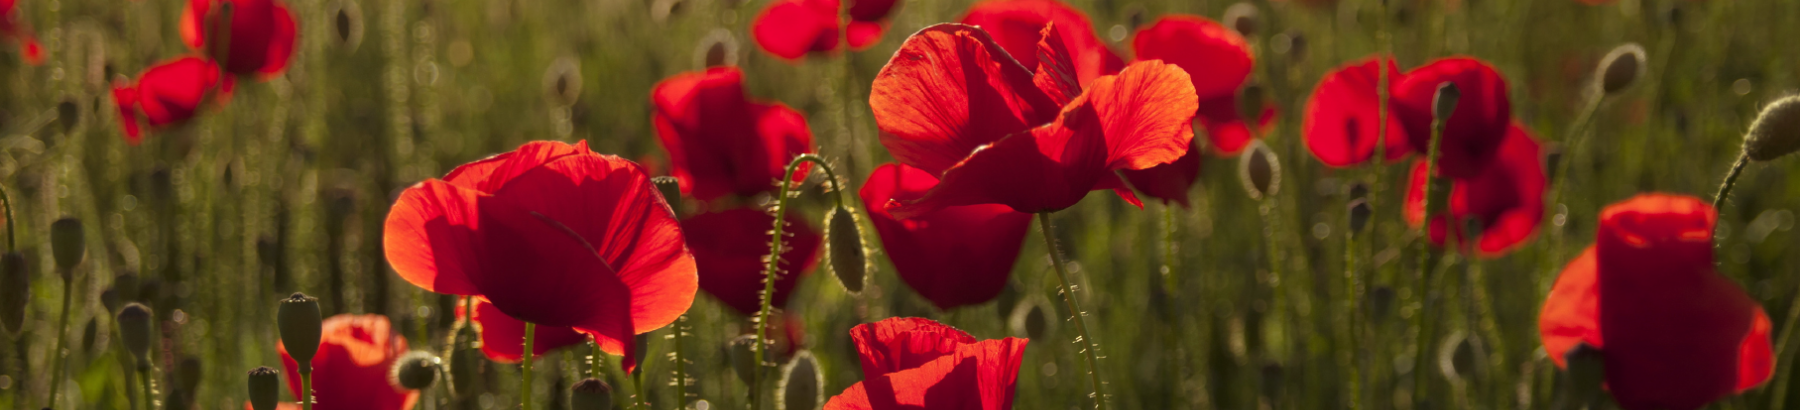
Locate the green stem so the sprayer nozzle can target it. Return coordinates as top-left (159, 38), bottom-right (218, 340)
top-left (754, 154), bottom-right (843, 410)
top-left (142, 366), bottom-right (157, 410)
top-left (633, 359), bottom-right (646, 409)
top-left (46, 270), bottom-right (74, 408)
top-left (1037, 212), bottom-right (1108, 410)
top-left (522, 322), bottom-right (536, 410)
top-left (0, 183), bottom-right (13, 252)
top-left (1713, 152), bottom-right (1749, 212)
top-left (300, 370), bottom-right (311, 410)
top-left (1344, 231), bottom-right (1362, 410)
top-left (673, 315), bottom-right (688, 408)
top-left (590, 341), bottom-right (604, 379)
top-left (1411, 103), bottom-right (1451, 406)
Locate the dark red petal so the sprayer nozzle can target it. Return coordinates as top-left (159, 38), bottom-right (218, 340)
top-left (861, 164), bottom-right (1031, 310)
top-left (440, 140), bottom-right (593, 193)
top-left (847, 20), bottom-right (886, 50)
top-left (836, 318), bottom-right (1028, 410)
top-left (462, 296), bottom-right (590, 364)
top-left (383, 179), bottom-right (485, 296)
top-left (1394, 57), bottom-right (1513, 178)
top-left (1119, 142), bottom-right (1200, 207)
top-left (848, 0), bottom-right (899, 22)
top-left (256, 2), bottom-right (297, 77)
top-left (278, 315), bottom-right (419, 410)
top-left (1402, 124), bottom-right (1545, 257)
top-left (849, 317), bottom-right (977, 377)
top-left (870, 23), bottom-right (1059, 177)
top-left (469, 189), bottom-right (630, 329)
top-left (1303, 56), bottom-right (1409, 167)
top-left (111, 83), bottom-right (144, 144)
top-left (132, 57), bottom-right (222, 129)
top-left (683, 208), bottom-right (823, 316)
top-left (1539, 247), bottom-right (1601, 369)
top-left (1129, 15), bottom-right (1252, 101)
top-left (886, 114), bottom-right (1102, 217)
top-left (960, 0), bottom-right (1122, 87)
top-left (751, 0), bottom-right (842, 60)
top-left (652, 68), bottom-right (814, 200)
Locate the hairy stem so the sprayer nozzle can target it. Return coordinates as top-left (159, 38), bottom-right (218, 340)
top-left (46, 271), bottom-right (74, 408)
top-left (1713, 152), bottom-right (1749, 212)
top-left (522, 322), bottom-right (536, 410)
top-left (754, 154), bottom-right (842, 409)
top-left (1037, 212), bottom-right (1108, 410)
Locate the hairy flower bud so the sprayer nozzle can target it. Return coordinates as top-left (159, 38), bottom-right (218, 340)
top-left (826, 206), bottom-right (866, 294)
top-left (1239, 142), bottom-right (1281, 200)
top-left (278, 292), bottom-right (323, 373)
top-left (248, 366), bottom-right (282, 410)
top-left (117, 303), bottom-right (154, 366)
top-left (1596, 43), bottom-right (1646, 96)
top-left (0, 252), bottom-right (26, 334)
top-left (50, 217), bottom-right (85, 274)
top-left (391, 351), bottom-right (442, 390)
top-left (1744, 96), bottom-right (1800, 162)
top-left (1433, 82), bottom-right (1461, 124)
top-left (779, 351), bottom-right (823, 410)
top-left (571, 378), bottom-right (614, 410)
top-left (728, 334), bottom-right (759, 384)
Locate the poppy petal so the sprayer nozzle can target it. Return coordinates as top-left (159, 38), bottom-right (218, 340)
top-left (111, 83), bottom-right (145, 144)
top-left (1737, 307), bottom-right (1774, 392)
top-left (1403, 123), bottom-right (1544, 257)
top-left (847, 21), bottom-right (887, 50)
top-left (870, 23), bottom-right (1060, 177)
top-left (751, 0), bottom-right (841, 60)
top-left (17, 35), bottom-right (40, 65)
top-left (1119, 142), bottom-right (1200, 206)
top-left (383, 179), bottom-right (485, 296)
top-left (652, 68), bottom-right (814, 200)
top-left (180, 0), bottom-right (207, 50)
top-left (440, 140), bottom-right (593, 193)
top-left (462, 296), bottom-right (591, 364)
top-left (886, 113), bottom-right (1103, 217)
top-left (1303, 57), bottom-right (1409, 167)
top-left (1031, 22), bottom-right (1081, 107)
top-left (851, 316), bottom-right (977, 376)
top-left (683, 208), bottom-right (823, 316)
top-left (861, 164), bottom-right (1031, 310)
top-left (278, 315), bottom-right (419, 410)
top-left (1539, 246), bottom-right (1601, 369)
top-left (1075, 60), bottom-right (1199, 171)
top-left (1129, 15), bottom-right (1252, 101)
top-left (1394, 57), bottom-right (1512, 178)
top-left (848, 0), bottom-right (899, 23)
top-left (831, 318), bottom-right (1029, 410)
top-left (257, 2), bottom-right (297, 76)
top-left (960, 0), bottom-right (1122, 87)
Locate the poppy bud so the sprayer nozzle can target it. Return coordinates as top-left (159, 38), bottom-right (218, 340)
top-left (248, 366), bottom-right (281, 410)
top-left (117, 303), bottom-right (153, 366)
top-left (826, 206), bottom-right (866, 294)
top-left (278, 292), bottom-right (323, 374)
top-left (0, 252), bottom-right (26, 334)
top-left (543, 57), bottom-right (583, 108)
top-left (1347, 182), bottom-right (1369, 202)
top-left (448, 335), bottom-right (484, 397)
top-left (778, 350), bottom-right (823, 410)
top-left (652, 176), bottom-right (683, 214)
top-left (1348, 198), bottom-right (1372, 234)
top-left (571, 377), bottom-right (614, 410)
top-left (1009, 298), bottom-right (1050, 340)
top-left (1743, 96), bottom-right (1800, 162)
top-left (81, 318), bottom-right (98, 353)
top-left (696, 29), bottom-right (739, 68)
top-left (728, 334), bottom-right (759, 384)
top-left (56, 98), bottom-right (79, 133)
top-left (391, 351), bottom-right (442, 390)
top-left (1432, 82), bottom-right (1460, 124)
top-left (1596, 43), bottom-right (1646, 96)
top-left (50, 217), bottom-right (85, 273)
top-left (1437, 331), bottom-right (1483, 382)
top-left (328, 0), bottom-right (364, 51)
top-left (1562, 343), bottom-right (1605, 407)
top-left (1238, 83), bottom-right (1267, 126)
top-left (1238, 142), bottom-right (1281, 200)
top-left (1223, 2), bottom-right (1259, 37)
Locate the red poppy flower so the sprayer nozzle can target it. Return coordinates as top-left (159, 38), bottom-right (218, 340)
top-left (959, 0), bottom-right (1123, 88)
top-left (824, 317), bottom-right (1028, 409)
top-left (111, 57), bottom-right (230, 144)
top-left (1393, 57), bottom-right (1512, 178)
top-left (276, 314), bottom-right (418, 410)
top-left (1129, 15), bottom-right (1264, 156)
top-left (869, 23), bottom-right (1197, 217)
top-left (680, 207), bottom-right (823, 316)
top-left (179, 0), bottom-right (297, 78)
top-left (384, 140), bottom-right (698, 372)
top-left (1403, 122), bottom-right (1544, 257)
top-left (861, 163), bottom-right (1032, 309)
top-left (0, 0), bottom-right (41, 65)
top-left (750, 0), bottom-right (901, 60)
top-left (457, 296), bottom-right (590, 364)
top-left (651, 67), bottom-right (816, 202)
top-left (1303, 56), bottom-right (1410, 167)
top-left (1539, 194), bottom-right (1774, 410)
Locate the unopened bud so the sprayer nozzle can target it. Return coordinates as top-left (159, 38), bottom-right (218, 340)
top-left (779, 351), bottom-right (823, 410)
top-left (0, 252), bottom-right (26, 333)
top-left (1009, 298), bottom-right (1049, 340)
top-left (1437, 331), bottom-right (1483, 382)
top-left (826, 206), bottom-right (866, 294)
top-left (1347, 182), bottom-right (1369, 202)
top-left (1743, 96), bottom-right (1800, 162)
top-left (248, 366), bottom-right (282, 410)
top-left (544, 57), bottom-right (583, 108)
top-left (117, 303), bottom-right (154, 365)
top-left (728, 334), bottom-right (759, 384)
top-left (278, 293), bottom-right (323, 374)
top-left (1223, 2), bottom-right (1259, 37)
top-left (56, 99), bottom-right (79, 133)
top-left (329, 0), bottom-right (364, 50)
top-left (652, 176), bottom-right (683, 213)
top-left (1563, 343), bottom-right (1605, 407)
top-left (447, 327), bottom-right (484, 398)
top-left (1348, 199), bottom-right (1372, 234)
top-left (696, 29), bottom-right (739, 68)
top-left (391, 351), bottom-right (442, 390)
top-left (50, 217), bottom-right (85, 273)
top-left (571, 378), bottom-right (614, 410)
top-left (1238, 141), bottom-right (1281, 200)
top-left (81, 318), bottom-right (98, 352)
top-left (1433, 82), bottom-right (1461, 123)
top-left (1596, 43), bottom-right (1646, 95)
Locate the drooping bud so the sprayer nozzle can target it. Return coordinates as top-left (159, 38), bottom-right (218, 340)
top-left (543, 56), bottom-right (584, 108)
top-left (248, 366), bottom-right (282, 410)
top-left (1743, 96), bottom-right (1800, 162)
top-left (1562, 343), bottom-right (1605, 408)
top-left (0, 252), bottom-right (26, 334)
top-left (1238, 141), bottom-right (1281, 200)
top-left (571, 378), bottom-right (614, 410)
top-left (117, 303), bottom-right (154, 366)
top-left (778, 350), bottom-right (823, 410)
top-left (826, 206), bottom-right (866, 294)
top-left (652, 176), bottom-right (684, 213)
top-left (391, 351), bottom-right (442, 390)
top-left (695, 29), bottom-right (739, 68)
top-left (727, 334), bottom-right (759, 384)
top-left (278, 293), bottom-right (323, 374)
top-left (1348, 198), bottom-right (1372, 235)
top-left (1223, 2), bottom-right (1259, 37)
top-left (1596, 43), bottom-right (1646, 96)
top-left (50, 217), bottom-right (85, 274)
top-left (1433, 82), bottom-right (1461, 124)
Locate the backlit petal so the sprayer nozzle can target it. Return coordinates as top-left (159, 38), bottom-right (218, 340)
top-left (861, 164), bottom-right (1032, 310)
top-left (871, 23), bottom-right (1059, 177)
top-left (1303, 57), bottom-right (1409, 167)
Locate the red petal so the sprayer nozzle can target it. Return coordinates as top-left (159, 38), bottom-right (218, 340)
top-left (1303, 56), bottom-right (1409, 167)
top-left (850, 317), bottom-right (977, 376)
top-left (256, 2), bottom-right (297, 77)
top-left (870, 23), bottom-right (1060, 177)
top-left (440, 140), bottom-right (593, 193)
top-left (1031, 22), bottom-right (1081, 107)
top-left (1402, 123), bottom-right (1544, 257)
top-left (111, 83), bottom-right (145, 144)
top-left (861, 164), bottom-right (1032, 310)
top-left (1394, 57), bottom-right (1513, 178)
top-left (682, 208), bottom-right (823, 316)
top-left (652, 68), bottom-right (815, 201)
top-left (180, 0), bottom-right (207, 50)
top-left (132, 57), bottom-right (222, 129)
top-left (18, 35), bottom-right (40, 65)
top-left (847, 21), bottom-right (886, 49)
top-left (463, 296), bottom-right (590, 364)
top-left (848, 0), bottom-right (899, 22)
top-left (1738, 307), bottom-right (1774, 392)
top-left (751, 0), bottom-right (841, 60)
top-left (1077, 60), bottom-right (1198, 171)
top-left (1129, 15), bottom-right (1252, 101)
top-left (383, 179), bottom-right (485, 296)
top-left (278, 315), bottom-right (419, 410)
top-left (1119, 142), bottom-right (1200, 207)
top-left (832, 317), bottom-right (1029, 410)
top-left (960, 0), bottom-right (1122, 87)
top-left (1539, 246), bottom-right (1601, 369)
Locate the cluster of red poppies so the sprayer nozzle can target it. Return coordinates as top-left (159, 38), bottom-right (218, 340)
top-left (106, 0), bottom-right (297, 144)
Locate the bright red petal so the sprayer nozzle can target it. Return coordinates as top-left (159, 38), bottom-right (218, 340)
top-left (870, 23), bottom-right (1060, 177)
top-left (683, 208), bottom-right (823, 316)
top-left (960, 0), bottom-right (1122, 87)
top-left (278, 315), bottom-right (419, 410)
top-left (1303, 56), bottom-right (1409, 167)
top-left (835, 317), bottom-right (1029, 410)
top-left (440, 140), bottom-right (593, 193)
top-left (751, 0), bottom-right (841, 60)
top-left (847, 20), bottom-right (887, 49)
top-left (1031, 22), bottom-right (1081, 107)
top-left (1394, 57), bottom-right (1512, 178)
top-left (861, 164), bottom-right (1032, 310)
top-left (851, 317), bottom-right (977, 376)
top-left (383, 179), bottom-right (485, 296)
top-left (17, 35), bottom-right (40, 65)
top-left (463, 296), bottom-right (590, 364)
top-left (886, 113), bottom-right (1102, 217)
top-left (111, 83), bottom-right (145, 144)
top-left (652, 68), bottom-right (814, 201)
top-left (1539, 247), bottom-right (1601, 369)
top-left (1737, 307), bottom-right (1774, 392)
top-left (1129, 15), bottom-right (1251, 101)
top-left (1077, 60), bottom-right (1198, 171)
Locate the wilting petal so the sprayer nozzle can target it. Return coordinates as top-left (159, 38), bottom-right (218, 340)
top-left (1130, 15), bottom-right (1251, 101)
top-left (682, 208), bottom-right (823, 316)
top-left (861, 164), bottom-right (1031, 310)
top-left (751, 0), bottom-right (841, 60)
top-left (960, 0), bottom-right (1123, 88)
top-left (653, 67), bottom-right (814, 201)
top-left (1119, 142), bottom-right (1200, 206)
top-left (1304, 57), bottom-right (1409, 167)
top-left (278, 315), bottom-right (418, 410)
top-left (1403, 123), bottom-right (1544, 257)
top-left (461, 296), bottom-right (590, 364)
top-left (1394, 57), bottom-right (1512, 178)
top-left (1540, 247), bottom-right (1602, 369)
top-left (383, 179), bottom-right (486, 296)
top-left (871, 23), bottom-right (1060, 177)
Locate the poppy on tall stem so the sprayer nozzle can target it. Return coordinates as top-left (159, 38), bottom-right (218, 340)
top-left (0, 0), bottom-right (42, 65)
top-left (1403, 122), bottom-right (1546, 257)
top-left (748, 153), bottom-right (847, 409)
top-left (384, 140), bottom-right (698, 409)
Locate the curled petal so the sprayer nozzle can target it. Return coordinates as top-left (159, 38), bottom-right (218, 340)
top-left (871, 23), bottom-right (1060, 177)
top-left (383, 179), bottom-right (485, 296)
top-left (1080, 60), bottom-right (1199, 171)
top-left (960, 0), bottom-right (1123, 87)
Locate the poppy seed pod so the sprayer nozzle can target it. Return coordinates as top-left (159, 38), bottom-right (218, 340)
top-left (50, 217), bottom-right (85, 273)
top-left (1348, 198), bottom-right (1372, 234)
top-left (728, 334), bottom-right (759, 384)
top-left (1009, 298), bottom-right (1050, 340)
top-left (1223, 2), bottom-right (1259, 37)
top-left (1238, 142), bottom-right (1281, 200)
top-left (571, 377), bottom-right (614, 410)
top-left (826, 206), bottom-right (866, 294)
top-left (1743, 96), bottom-right (1800, 162)
top-left (652, 176), bottom-right (683, 213)
top-left (1563, 343), bottom-right (1605, 407)
top-left (278, 292), bottom-right (323, 373)
top-left (327, 0), bottom-right (364, 51)
top-left (390, 351), bottom-right (441, 390)
top-left (248, 366), bottom-right (281, 410)
top-left (1433, 82), bottom-right (1461, 124)
top-left (0, 252), bottom-right (26, 334)
top-left (778, 350), bottom-right (823, 410)
top-left (1596, 43), bottom-right (1646, 96)
top-left (1437, 331), bottom-right (1483, 382)
top-left (116, 303), bottom-right (153, 366)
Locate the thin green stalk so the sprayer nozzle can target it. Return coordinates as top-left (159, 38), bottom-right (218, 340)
top-left (754, 154), bottom-right (843, 410)
top-left (523, 322), bottom-right (536, 410)
top-left (45, 271), bottom-right (74, 408)
top-left (633, 359), bottom-right (646, 409)
top-left (300, 371), bottom-right (311, 410)
top-left (1713, 152), bottom-right (1749, 212)
top-left (1410, 102), bottom-right (1451, 406)
top-left (1037, 212), bottom-right (1108, 410)
top-left (591, 342), bottom-right (604, 378)
top-left (1344, 230), bottom-right (1362, 410)
top-left (143, 365), bottom-right (159, 410)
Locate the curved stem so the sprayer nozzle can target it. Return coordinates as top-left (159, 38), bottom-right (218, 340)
top-left (522, 322), bottom-right (536, 410)
top-left (1713, 152), bottom-right (1749, 212)
top-left (1037, 212), bottom-right (1107, 410)
top-left (46, 271), bottom-right (75, 408)
top-left (753, 154), bottom-right (843, 409)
